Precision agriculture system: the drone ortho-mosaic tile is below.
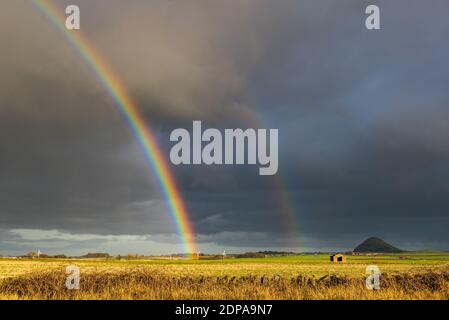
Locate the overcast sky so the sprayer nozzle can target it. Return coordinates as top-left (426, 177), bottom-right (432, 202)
top-left (1, 0), bottom-right (449, 255)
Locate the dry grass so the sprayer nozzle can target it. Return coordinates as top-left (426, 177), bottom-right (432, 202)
top-left (1, 255), bottom-right (449, 300)
top-left (1, 267), bottom-right (448, 300)
top-left (1, 256), bottom-right (443, 279)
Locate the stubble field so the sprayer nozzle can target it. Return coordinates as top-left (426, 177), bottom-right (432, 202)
top-left (1, 253), bottom-right (448, 300)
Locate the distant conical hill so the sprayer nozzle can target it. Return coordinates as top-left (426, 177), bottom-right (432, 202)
top-left (353, 237), bottom-right (403, 253)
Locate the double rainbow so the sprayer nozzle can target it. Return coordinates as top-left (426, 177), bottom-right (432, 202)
top-left (32, 0), bottom-right (197, 254)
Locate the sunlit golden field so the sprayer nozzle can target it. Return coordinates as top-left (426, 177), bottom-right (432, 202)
top-left (1, 253), bottom-right (448, 300)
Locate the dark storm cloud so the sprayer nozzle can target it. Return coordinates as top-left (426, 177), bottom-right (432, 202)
top-left (1, 0), bottom-right (449, 254)
top-left (249, 0), bottom-right (449, 249)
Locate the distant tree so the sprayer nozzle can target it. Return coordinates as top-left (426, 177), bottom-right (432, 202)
top-left (81, 253), bottom-right (110, 259)
top-left (236, 252), bottom-right (266, 259)
top-left (258, 251), bottom-right (296, 256)
top-left (26, 251), bottom-right (38, 258)
top-left (127, 254), bottom-right (140, 260)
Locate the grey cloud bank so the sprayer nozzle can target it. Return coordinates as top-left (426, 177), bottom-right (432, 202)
top-left (1, 0), bottom-right (449, 255)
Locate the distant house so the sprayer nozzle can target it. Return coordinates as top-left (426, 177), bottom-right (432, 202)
top-left (330, 254), bottom-right (346, 263)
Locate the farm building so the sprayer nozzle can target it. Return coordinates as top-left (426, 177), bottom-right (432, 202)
top-left (330, 254), bottom-right (346, 263)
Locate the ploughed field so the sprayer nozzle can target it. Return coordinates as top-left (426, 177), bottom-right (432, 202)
top-left (1, 253), bottom-right (448, 299)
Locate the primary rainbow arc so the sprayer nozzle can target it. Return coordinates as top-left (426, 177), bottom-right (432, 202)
top-left (32, 0), bottom-right (197, 254)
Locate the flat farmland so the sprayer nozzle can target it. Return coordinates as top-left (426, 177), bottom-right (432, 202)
top-left (1, 253), bottom-right (448, 300)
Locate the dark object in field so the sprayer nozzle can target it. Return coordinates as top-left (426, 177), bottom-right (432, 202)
top-left (353, 237), bottom-right (403, 254)
top-left (330, 254), bottom-right (346, 263)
